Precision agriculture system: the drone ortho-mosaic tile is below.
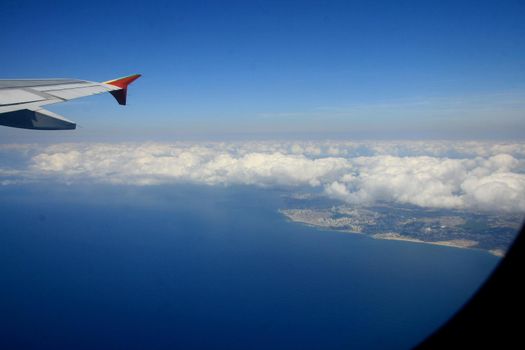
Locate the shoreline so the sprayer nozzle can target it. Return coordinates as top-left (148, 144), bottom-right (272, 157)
top-left (282, 214), bottom-right (506, 257)
top-left (371, 233), bottom-right (505, 257)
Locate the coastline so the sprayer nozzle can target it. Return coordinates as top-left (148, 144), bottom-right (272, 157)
top-left (371, 233), bottom-right (505, 257)
top-left (282, 213), bottom-right (506, 257)
top-left (280, 209), bottom-right (508, 257)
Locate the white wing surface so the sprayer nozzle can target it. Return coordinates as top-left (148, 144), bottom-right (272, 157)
top-left (0, 74), bottom-right (141, 130)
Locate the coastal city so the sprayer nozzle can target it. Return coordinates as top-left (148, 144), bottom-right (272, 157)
top-left (280, 200), bottom-right (522, 257)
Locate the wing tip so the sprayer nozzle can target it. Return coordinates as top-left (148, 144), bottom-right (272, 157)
top-left (104, 74), bottom-right (141, 105)
top-left (103, 74), bottom-right (141, 89)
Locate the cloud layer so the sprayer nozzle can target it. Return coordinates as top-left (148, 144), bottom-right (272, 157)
top-left (2, 141), bottom-right (525, 212)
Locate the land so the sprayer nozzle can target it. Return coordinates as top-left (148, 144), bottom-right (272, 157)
top-left (280, 197), bottom-right (522, 257)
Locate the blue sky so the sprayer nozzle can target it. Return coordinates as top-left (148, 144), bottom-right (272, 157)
top-left (1, 0), bottom-right (524, 140)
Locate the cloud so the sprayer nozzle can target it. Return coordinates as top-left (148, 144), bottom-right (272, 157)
top-left (1, 141), bottom-right (525, 212)
top-left (27, 143), bottom-right (351, 187)
top-left (326, 154), bottom-right (525, 212)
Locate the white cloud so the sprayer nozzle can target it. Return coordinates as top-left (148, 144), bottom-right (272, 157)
top-left (2, 140), bottom-right (525, 213)
top-left (326, 154), bottom-right (525, 211)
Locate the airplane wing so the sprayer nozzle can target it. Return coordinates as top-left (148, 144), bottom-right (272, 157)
top-left (0, 74), bottom-right (141, 130)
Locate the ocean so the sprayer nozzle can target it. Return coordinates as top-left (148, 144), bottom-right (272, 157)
top-left (0, 184), bottom-right (500, 349)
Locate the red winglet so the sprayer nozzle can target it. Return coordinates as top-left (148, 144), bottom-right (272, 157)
top-left (103, 74), bottom-right (141, 105)
top-left (104, 74), bottom-right (141, 89)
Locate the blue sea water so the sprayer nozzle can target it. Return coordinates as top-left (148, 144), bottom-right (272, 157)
top-left (0, 184), bottom-right (500, 349)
